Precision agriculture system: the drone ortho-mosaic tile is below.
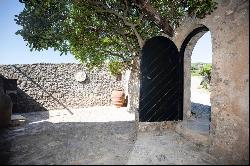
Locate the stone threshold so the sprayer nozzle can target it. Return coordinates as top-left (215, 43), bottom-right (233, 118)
top-left (137, 120), bottom-right (210, 148)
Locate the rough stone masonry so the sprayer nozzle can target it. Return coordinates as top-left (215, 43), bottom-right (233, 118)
top-left (0, 63), bottom-right (125, 112)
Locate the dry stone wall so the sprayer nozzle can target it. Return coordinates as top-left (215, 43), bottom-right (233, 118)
top-left (0, 63), bottom-right (124, 112)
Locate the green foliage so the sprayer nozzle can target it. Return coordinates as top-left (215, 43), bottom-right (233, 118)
top-left (191, 63), bottom-right (200, 76)
top-left (15, 0), bottom-right (217, 74)
top-left (191, 63), bottom-right (198, 71)
top-left (199, 64), bottom-right (212, 81)
top-left (108, 61), bottom-right (125, 76)
top-left (199, 64), bottom-right (212, 90)
top-left (191, 71), bottom-right (200, 76)
top-left (186, 0), bottom-right (218, 19)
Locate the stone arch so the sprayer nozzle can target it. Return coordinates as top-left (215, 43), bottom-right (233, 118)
top-left (179, 25), bottom-right (210, 119)
top-left (127, 0), bottom-right (248, 163)
top-left (172, 0), bottom-right (249, 163)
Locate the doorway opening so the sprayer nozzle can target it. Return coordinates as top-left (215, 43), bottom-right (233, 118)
top-left (190, 31), bottom-right (212, 135)
top-left (180, 26), bottom-right (212, 136)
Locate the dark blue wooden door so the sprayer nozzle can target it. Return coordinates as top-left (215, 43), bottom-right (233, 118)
top-left (139, 36), bottom-right (183, 122)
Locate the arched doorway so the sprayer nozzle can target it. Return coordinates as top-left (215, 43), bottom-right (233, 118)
top-left (138, 28), bottom-right (212, 123)
top-left (180, 25), bottom-right (212, 134)
top-left (139, 36), bottom-right (182, 122)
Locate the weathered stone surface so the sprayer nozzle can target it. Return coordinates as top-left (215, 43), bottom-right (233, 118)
top-left (127, 130), bottom-right (219, 165)
top-left (0, 64), bottom-right (126, 112)
top-left (172, 0), bottom-right (249, 164)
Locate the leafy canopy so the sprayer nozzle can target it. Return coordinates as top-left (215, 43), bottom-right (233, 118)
top-left (15, 0), bottom-right (217, 75)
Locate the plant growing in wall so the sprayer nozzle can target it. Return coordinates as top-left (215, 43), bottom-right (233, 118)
top-left (15, 0), bottom-right (217, 74)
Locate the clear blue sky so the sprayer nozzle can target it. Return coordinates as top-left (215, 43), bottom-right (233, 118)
top-left (0, 0), bottom-right (212, 65)
top-left (192, 32), bottom-right (212, 63)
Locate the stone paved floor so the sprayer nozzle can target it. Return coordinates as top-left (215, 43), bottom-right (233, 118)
top-left (127, 130), bottom-right (218, 165)
top-left (0, 121), bottom-right (137, 165)
top-left (0, 106), bottom-right (220, 165)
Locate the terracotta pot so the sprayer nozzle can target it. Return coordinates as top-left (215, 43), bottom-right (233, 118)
top-left (0, 93), bottom-right (13, 128)
top-left (111, 90), bottom-right (125, 108)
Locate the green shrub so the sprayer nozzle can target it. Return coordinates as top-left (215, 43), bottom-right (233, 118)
top-left (108, 61), bottom-right (124, 76)
top-left (191, 63), bottom-right (201, 76)
top-left (199, 64), bottom-right (212, 90)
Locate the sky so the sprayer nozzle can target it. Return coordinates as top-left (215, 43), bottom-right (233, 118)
top-left (0, 0), bottom-right (212, 65)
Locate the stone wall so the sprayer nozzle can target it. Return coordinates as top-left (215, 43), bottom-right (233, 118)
top-left (0, 63), bottom-right (125, 112)
top-left (173, 0), bottom-right (249, 164)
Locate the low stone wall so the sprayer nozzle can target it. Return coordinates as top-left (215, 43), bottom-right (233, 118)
top-left (0, 63), bottom-right (125, 112)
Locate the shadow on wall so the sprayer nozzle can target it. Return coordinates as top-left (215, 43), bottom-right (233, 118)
top-left (11, 65), bottom-right (73, 114)
top-left (0, 73), bottom-right (50, 114)
top-left (16, 87), bottom-right (48, 113)
top-left (0, 70), bottom-right (137, 164)
top-left (0, 75), bottom-right (50, 164)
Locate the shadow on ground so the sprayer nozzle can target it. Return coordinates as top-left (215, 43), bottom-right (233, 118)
top-left (0, 121), bottom-right (137, 165)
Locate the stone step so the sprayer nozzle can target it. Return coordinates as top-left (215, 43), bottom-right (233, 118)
top-left (138, 121), bottom-right (177, 132)
top-left (174, 119), bottom-right (211, 147)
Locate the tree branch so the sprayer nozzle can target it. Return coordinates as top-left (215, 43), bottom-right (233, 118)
top-left (87, 0), bottom-right (144, 48)
top-left (135, 0), bottom-right (174, 37)
top-left (101, 49), bottom-right (130, 62)
top-left (123, 0), bottom-right (129, 17)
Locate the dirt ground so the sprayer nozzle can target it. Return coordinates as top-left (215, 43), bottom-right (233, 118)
top-left (0, 106), bottom-right (220, 165)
